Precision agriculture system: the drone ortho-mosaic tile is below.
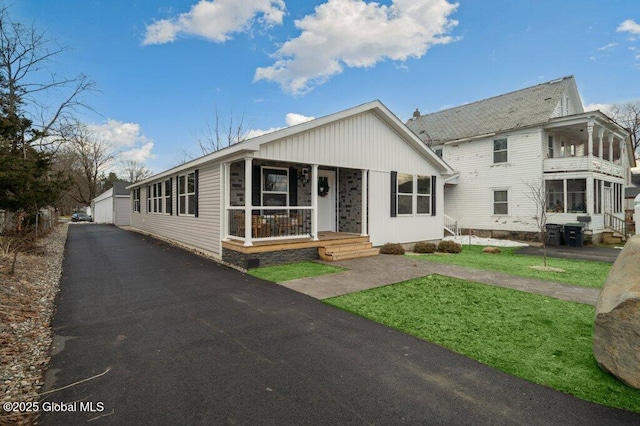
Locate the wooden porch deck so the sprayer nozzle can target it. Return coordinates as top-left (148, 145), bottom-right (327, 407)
top-left (222, 232), bottom-right (369, 254)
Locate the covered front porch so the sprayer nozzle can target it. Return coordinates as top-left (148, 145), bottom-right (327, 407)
top-left (221, 157), bottom-right (370, 248)
top-left (543, 111), bottom-right (631, 178)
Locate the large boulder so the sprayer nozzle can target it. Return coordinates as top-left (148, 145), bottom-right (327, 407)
top-left (593, 235), bottom-right (640, 389)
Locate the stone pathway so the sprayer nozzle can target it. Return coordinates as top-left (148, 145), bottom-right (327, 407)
top-left (279, 254), bottom-right (601, 305)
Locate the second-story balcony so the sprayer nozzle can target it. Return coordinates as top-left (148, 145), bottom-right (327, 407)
top-left (543, 111), bottom-right (631, 179)
top-left (543, 156), bottom-right (625, 177)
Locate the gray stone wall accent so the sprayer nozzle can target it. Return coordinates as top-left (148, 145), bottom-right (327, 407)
top-left (338, 168), bottom-right (362, 233)
top-left (229, 161), bottom-right (245, 206)
top-left (229, 160), bottom-right (312, 207)
top-left (222, 247), bottom-right (319, 269)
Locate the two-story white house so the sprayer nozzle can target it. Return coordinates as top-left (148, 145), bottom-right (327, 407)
top-left (406, 76), bottom-right (635, 243)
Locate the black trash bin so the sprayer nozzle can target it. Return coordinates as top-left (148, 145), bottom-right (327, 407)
top-left (564, 223), bottom-right (584, 247)
top-left (545, 224), bottom-right (561, 246)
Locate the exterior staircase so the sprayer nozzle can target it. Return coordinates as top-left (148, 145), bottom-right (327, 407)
top-left (602, 229), bottom-right (625, 244)
top-left (318, 238), bottom-right (379, 261)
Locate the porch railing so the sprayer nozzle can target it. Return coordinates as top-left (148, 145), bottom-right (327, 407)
top-left (444, 214), bottom-right (459, 236)
top-left (604, 212), bottom-right (629, 239)
top-left (227, 206), bottom-right (312, 240)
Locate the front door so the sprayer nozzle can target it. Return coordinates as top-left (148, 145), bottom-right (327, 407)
top-left (317, 170), bottom-right (336, 232)
top-left (604, 186), bottom-right (613, 214)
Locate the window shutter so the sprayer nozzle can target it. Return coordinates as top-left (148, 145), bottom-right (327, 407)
top-left (390, 171), bottom-right (397, 217)
top-left (431, 175), bottom-right (437, 217)
top-left (168, 178), bottom-right (173, 215)
top-left (289, 167), bottom-right (298, 206)
top-left (252, 165), bottom-right (261, 207)
top-left (176, 175), bottom-right (180, 216)
top-left (194, 169), bottom-right (199, 218)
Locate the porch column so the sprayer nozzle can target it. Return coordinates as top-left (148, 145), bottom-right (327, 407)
top-left (608, 133), bottom-right (614, 163)
top-left (598, 127), bottom-right (604, 159)
top-left (222, 162), bottom-right (230, 241)
top-left (311, 164), bottom-right (319, 241)
top-left (587, 122), bottom-right (594, 171)
top-left (361, 169), bottom-right (368, 236)
top-left (244, 157), bottom-right (253, 246)
top-left (619, 137), bottom-right (625, 165)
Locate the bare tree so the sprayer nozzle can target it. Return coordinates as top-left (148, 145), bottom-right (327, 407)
top-left (526, 179), bottom-right (550, 267)
top-left (610, 101), bottom-right (640, 158)
top-left (62, 122), bottom-right (113, 206)
top-left (120, 159), bottom-right (152, 183)
top-left (0, 7), bottom-right (94, 153)
top-left (197, 106), bottom-right (250, 155)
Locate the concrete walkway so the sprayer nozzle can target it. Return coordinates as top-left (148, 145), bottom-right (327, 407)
top-left (280, 254), bottom-right (601, 305)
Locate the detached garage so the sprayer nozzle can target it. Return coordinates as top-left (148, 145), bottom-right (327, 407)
top-left (92, 181), bottom-right (131, 226)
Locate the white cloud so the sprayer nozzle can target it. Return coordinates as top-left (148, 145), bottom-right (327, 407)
top-left (585, 103), bottom-right (616, 116)
top-left (245, 112), bottom-right (316, 138)
top-left (597, 42), bottom-right (617, 51)
top-left (285, 112), bottom-right (314, 126)
top-left (88, 119), bottom-right (156, 166)
top-left (143, 0), bottom-right (286, 45)
top-left (617, 19), bottom-right (640, 35)
top-left (119, 142), bottom-right (156, 164)
top-left (254, 0), bottom-right (459, 95)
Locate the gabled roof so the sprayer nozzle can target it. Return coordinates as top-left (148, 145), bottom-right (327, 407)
top-left (130, 100), bottom-right (454, 188)
top-left (113, 181), bottom-right (130, 196)
top-left (406, 76), bottom-right (579, 143)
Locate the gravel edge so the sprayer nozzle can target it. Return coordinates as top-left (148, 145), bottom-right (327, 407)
top-left (1, 223), bottom-right (68, 425)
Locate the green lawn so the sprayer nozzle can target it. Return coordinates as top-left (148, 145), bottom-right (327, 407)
top-left (248, 261), bottom-right (345, 282)
top-left (326, 275), bottom-right (640, 413)
top-left (411, 245), bottom-right (611, 288)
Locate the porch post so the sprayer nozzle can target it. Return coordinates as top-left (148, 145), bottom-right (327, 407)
top-left (361, 169), bottom-right (368, 236)
top-left (619, 136), bottom-right (625, 165)
top-left (587, 121), bottom-right (594, 171)
top-left (608, 133), bottom-right (614, 163)
top-left (598, 127), bottom-right (604, 159)
top-left (244, 157), bottom-right (253, 247)
top-left (311, 164), bottom-right (319, 241)
top-left (222, 162), bottom-right (230, 241)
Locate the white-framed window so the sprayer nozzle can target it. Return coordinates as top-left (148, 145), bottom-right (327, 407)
top-left (262, 167), bottom-right (289, 207)
top-left (416, 175), bottom-right (431, 215)
top-left (133, 188), bottom-right (140, 213)
top-left (548, 135), bottom-right (554, 158)
top-left (147, 182), bottom-right (163, 214)
top-left (567, 179), bottom-right (586, 213)
top-left (493, 189), bottom-right (508, 215)
top-left (546, 180), bottom-right (565, 213)
top-left (493, 138), bottom-right (508, 163)
top-left (178, 171), bottom-right (196, 216)
top-left (397, 173), bottom-right (413, 215)
top-left (164, 179), bottom-right (172, 215)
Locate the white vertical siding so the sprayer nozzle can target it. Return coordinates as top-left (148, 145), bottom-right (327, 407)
top-left (93, 191), bottom-right (113, 224)
top-left (259, 111), bottom-right (434, 175)
top-left (129, 164), bottom-right (221, 256)
top-left (443, 128), bottom-right (544, 232)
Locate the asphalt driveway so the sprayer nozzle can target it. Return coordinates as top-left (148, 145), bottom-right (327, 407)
top-left (41, 225), bottom-right (639, 424)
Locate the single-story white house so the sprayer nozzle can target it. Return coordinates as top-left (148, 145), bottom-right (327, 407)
top-left (127, 100), bottom-right (455, 268)
top-left (92, 181), bottom-right (131, 226)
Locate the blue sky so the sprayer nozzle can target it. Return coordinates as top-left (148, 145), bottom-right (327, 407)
top-left (11, 0), bottom-right (640, 174)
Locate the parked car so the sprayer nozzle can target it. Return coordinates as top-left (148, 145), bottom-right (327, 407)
top-left (71, 213), bottom-right (92, 222)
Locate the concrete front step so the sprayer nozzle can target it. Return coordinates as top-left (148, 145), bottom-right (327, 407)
top-left (318, 242), bottom-right (380, 261)
top-left (602, 229), bottom-right (625, 244)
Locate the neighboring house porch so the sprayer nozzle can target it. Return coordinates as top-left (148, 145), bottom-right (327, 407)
top-left (543, 111), bottom-right (631, 241)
